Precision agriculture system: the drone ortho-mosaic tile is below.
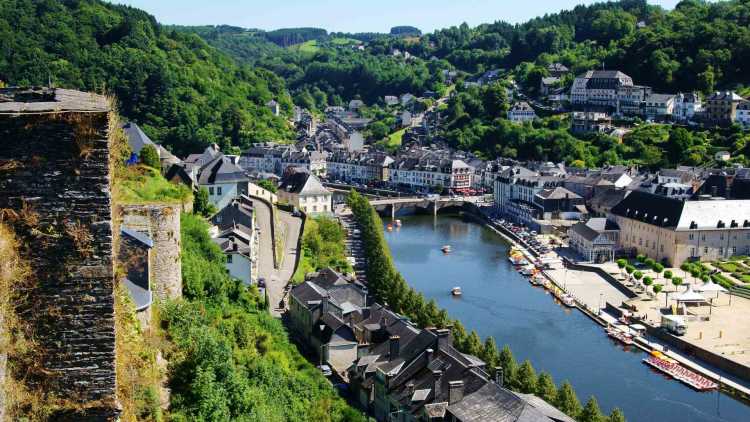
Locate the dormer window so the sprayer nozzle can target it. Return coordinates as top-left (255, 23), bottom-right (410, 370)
top-left (689, 221), bottom-right (697, 229)
top-left (717, 220), bottom-right (725, 229)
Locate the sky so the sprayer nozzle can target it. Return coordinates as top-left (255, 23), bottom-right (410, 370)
top-left (109, 0), bottom-right (683, 33)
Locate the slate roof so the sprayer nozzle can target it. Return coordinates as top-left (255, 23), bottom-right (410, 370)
top-left (707, 91), bottom-right (744, 101)
top-left (570, 218), bottom-right (619, 242)
top-left (121, 226), bottom-right (154, 248)
top-left (280, 171), bottom-right (329, 195)
top-left (610, 190), bottom-right (684, 228)
top-left (122, 122), bottom-right (153, 155)
top-left (123, 277), bottom-right (152, 312)
top-left (589, 188), bottom-right (630, 210)
top-left (447, 382), bottom-right (567, 422)
top-left (535, 187), bottom-right (581, 200)
top-left (198, 155), bottom-right (249, 184)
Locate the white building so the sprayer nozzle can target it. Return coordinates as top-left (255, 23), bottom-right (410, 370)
top-left (196, 155), bottom-right (251, 210)
top-left (673, 92), bottom-right (702, 122)
top-left (210, 196), bottom-right (257, 285)
top-left (278, 171), bottom-right (332, 215)
top-left (267, 99), bottom-right (280, 116)
top-left (508, 102), bottom-right (537, 123)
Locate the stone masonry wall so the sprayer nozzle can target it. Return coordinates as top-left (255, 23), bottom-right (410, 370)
top-left (121, 205), bottom-right (182, 301)
top-left (0, 111), bottom-right (119, 418)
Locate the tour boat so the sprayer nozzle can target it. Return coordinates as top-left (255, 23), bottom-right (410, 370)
top-left (561, 294), bottom-right (576, 308)
top-left (442, 245), bottom-right (452, 253)
top-left (643, 351), bottom-right (718, 391)
top-left (394, 219), bottom-right (402, 227)
top-left (451, 287), bottom-right (463, 296)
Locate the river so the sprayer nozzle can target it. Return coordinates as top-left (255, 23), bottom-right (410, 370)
top-left (383, 213), bottom-right (750, 422)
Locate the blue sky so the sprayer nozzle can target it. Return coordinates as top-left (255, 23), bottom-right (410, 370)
top-left (109, 0), bottom-right (682, 33)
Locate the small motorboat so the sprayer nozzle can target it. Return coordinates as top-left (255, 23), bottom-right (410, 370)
top-left (386, 224), bottom-right (393, 232)
top-left (451, 287), bottom-right (462, 296)
top-left (442, 245), bottom-right (452, 253)
top-left (394, 219), bottom-right (402, 227)
top-left (561, 294), bottom-right (576, 308)
top-left (530, 274), bottom-right (545, 286)
top-left (520, 265), bottom-right (535, 276)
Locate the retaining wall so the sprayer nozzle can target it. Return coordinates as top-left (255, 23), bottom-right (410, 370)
top-left (0, 110), bottom-right (119, 418)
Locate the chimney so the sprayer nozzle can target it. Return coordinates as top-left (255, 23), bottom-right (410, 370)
top-left (232, 242), bottom-right (238, 252)
top-left (407, 382), bottom-right (415, 396)
top-left (389, 335), bottom-right (400, 360)
top-left (448, 380), bottom-right (464, 404)
top-left (426, 348), bottom-right (434, 363)
top-left (432, 370), bottom-right (443, 399)
top-left (494, 367), bottom-right (504, 387)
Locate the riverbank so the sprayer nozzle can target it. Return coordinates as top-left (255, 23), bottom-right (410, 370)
top-left (468, 210), bottom-right (750, 403)
top-left (384, 213), bottom-right (750, 421)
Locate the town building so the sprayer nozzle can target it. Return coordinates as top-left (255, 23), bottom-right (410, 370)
top-left (539, 77), bottom-right (561, 96)
top-left (384, 95), bottom-right (400, 106)
top-left (568, 218), bottom-right (620, 262)
top-left (673, 92), bottom-right (702, 122)
top-left (571, 70), bottom-right (651, 115)
top-left (547, 62), bottom-right (569, 78)
top-left (508, 102), bottom-right (537, 123)
top-left (643, 93), bottom-right (676, 119)
top-left (210, 196), bottom-right (257, 285)
top-left (705, 91), bottom-right (744, 125)
top-left (571, 111), bottom-right (612, 134)
top-left (122, 122), bottom-right (181, 172)
top-left (610, 191), bottom-right (750, 265)
top-left (195, 153), bottom-right (251, 210)
top-left (267, 99), bottom-right (280, 116)
top-left (278, 170), bottom-right (332, 214)
top-left (737, 100), bottom-right (750, 128)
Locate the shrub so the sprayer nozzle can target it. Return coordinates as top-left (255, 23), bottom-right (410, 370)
top-left (643, 276), bottom-right (653, 286)
top-left (139, 144), bottom-right (160, 169)
top-left (193, 187), bottom-right (216, 217)
top-left (653, 284), bottom-right (663, 294)
top-left (653, 263), bottom-right (664, 274)
top-left (625, 265), bottom-right (635, 274)
top-left (636, 254), bottom-right (646, 263)
top-left (616, 259), bottom-right (626, 269)
top-left (633, 271), bottom-right (643, 280)
top-left (664, 270), bottom-right (673, 279)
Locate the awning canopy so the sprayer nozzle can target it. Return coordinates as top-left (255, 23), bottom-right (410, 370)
top-left (674, 286), bottom-right (707, 303)
top-left (693, 282), bottom-right (727, 293)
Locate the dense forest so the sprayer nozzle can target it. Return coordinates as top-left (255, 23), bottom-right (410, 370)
top-left (0, 0), bottom-right (295, 156)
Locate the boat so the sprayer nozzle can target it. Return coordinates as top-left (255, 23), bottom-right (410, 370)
top-left (520, 265), bottom-right (535, 276)
top-left (530, 274), bottom-right (545, 286)
top-left (642, 352), bottom-right (718, 391)
top-left (606, 327), bottom-right (634, 346)
top-left (386, 224), bottom-right (393, 232)
top-left (441, 245), bottom-right (452, 253)
top-left (394, 219), bottom-right (402, 227)
top-left (561, 294), bottom-right (576, 308)
top-left (451, 287), bottom-right (462, 296)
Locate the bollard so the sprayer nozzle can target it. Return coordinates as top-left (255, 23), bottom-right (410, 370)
top-left (698, 331), bottom-right (702, 340)
top-left (719, 330), bottom-right (723, 339)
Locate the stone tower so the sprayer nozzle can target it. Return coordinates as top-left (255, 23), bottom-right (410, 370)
top-left (0, 88), bottom-right (119, 419)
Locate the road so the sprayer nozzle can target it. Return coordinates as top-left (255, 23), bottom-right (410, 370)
top-left (253, 198), bottom-right (302, 317)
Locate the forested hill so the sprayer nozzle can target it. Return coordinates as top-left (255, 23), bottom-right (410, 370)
top-left (389, 0), bottom-right (750, 93)
top-left (0, 0), bottom-right (295, 156)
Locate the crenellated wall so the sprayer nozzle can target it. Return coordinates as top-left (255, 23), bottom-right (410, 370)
top-left (0, 89), bottom-right (119, 419)
top-left (120, 204), bottom-right (182, 301)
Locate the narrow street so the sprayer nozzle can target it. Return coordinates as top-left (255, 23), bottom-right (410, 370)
top-left (253, 198), bottom-right (302, 317)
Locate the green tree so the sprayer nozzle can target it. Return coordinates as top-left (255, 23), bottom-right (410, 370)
top-left (556, 381), bottom-right (582, 418)
top-left (633, 271), bottom-right (643, 281)
top-left (193, 187), bottom-right (216, 217)
top-left (257, 179), bottom-right (278, 193)
top-left (625, 265), bottom-right (635, 275)
top-left (643, 276), bottom-right (653, 286)
top-left (579, 396), bottom-right (605, 422)
top-left (499, 345), bottom-right (518, 388)
top-left (517, 360), bottom-right (538, 394)
top-left (653, 284), bottom-right (663, 295)
top-left (465, 330), bottom-right (483, 357)
top-left (609, 408), bottom-right (626, 422)
top-left (139, 144), bottom-right (161, 169)
top-left (482, 337), bottom-right (500, 367)
top-left (536, 372), bottom-right (557, 404)
top-left (664, 270), bottom-right (673, 280)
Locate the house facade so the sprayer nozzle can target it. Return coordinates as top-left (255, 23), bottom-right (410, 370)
top-left (568, 218), bottom-right (620, 262)
top-left (508, 102), bottom-right (537, 123)
top-left (278, 170), bottom-right (333, 214)
top-left (610, 191), bottom-right (750, 265)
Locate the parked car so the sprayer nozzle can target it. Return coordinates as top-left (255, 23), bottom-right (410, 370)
top-left (317, 364), bottom-right (333, 377)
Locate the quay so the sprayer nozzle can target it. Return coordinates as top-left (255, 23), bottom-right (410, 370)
top-left (471, 210), bottom-right (750, 402)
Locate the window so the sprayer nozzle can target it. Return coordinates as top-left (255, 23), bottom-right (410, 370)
top-left (720, 247), bottom-right (724, 255)
top-left (704, 247), bottom-right (708, 254)
top-left (209, 187), bottom-right (214, 195)
top-left (227, 255), bottom-right (233, 264)
top-left (701, 234), bottom-right (706, 241)
top-left (689, 233), bottom-right (694, 240)
top-left (720, 234), bottom-right (724, 241)
top-left (691, 247), bottom-right (696, 257)
top-left (313, 205), bottom-right (317, 212)
top-left (733, 246), bottom-right (737, 254)
top-left (217, 187), bottom-right (222, 196)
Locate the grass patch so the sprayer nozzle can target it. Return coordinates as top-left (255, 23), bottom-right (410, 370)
top-left (114, 165), bottom-right (192, 205)
top-left (291, 40), bottom-right (320, 54)
top-left (291, 216), bottom-right (351, 284)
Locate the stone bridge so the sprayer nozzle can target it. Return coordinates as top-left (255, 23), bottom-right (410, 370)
top-left (370, 196), bottom-right (475, 219)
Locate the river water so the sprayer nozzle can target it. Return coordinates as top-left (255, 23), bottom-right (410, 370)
top-left (383, 214), bottom-right (750, 422)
